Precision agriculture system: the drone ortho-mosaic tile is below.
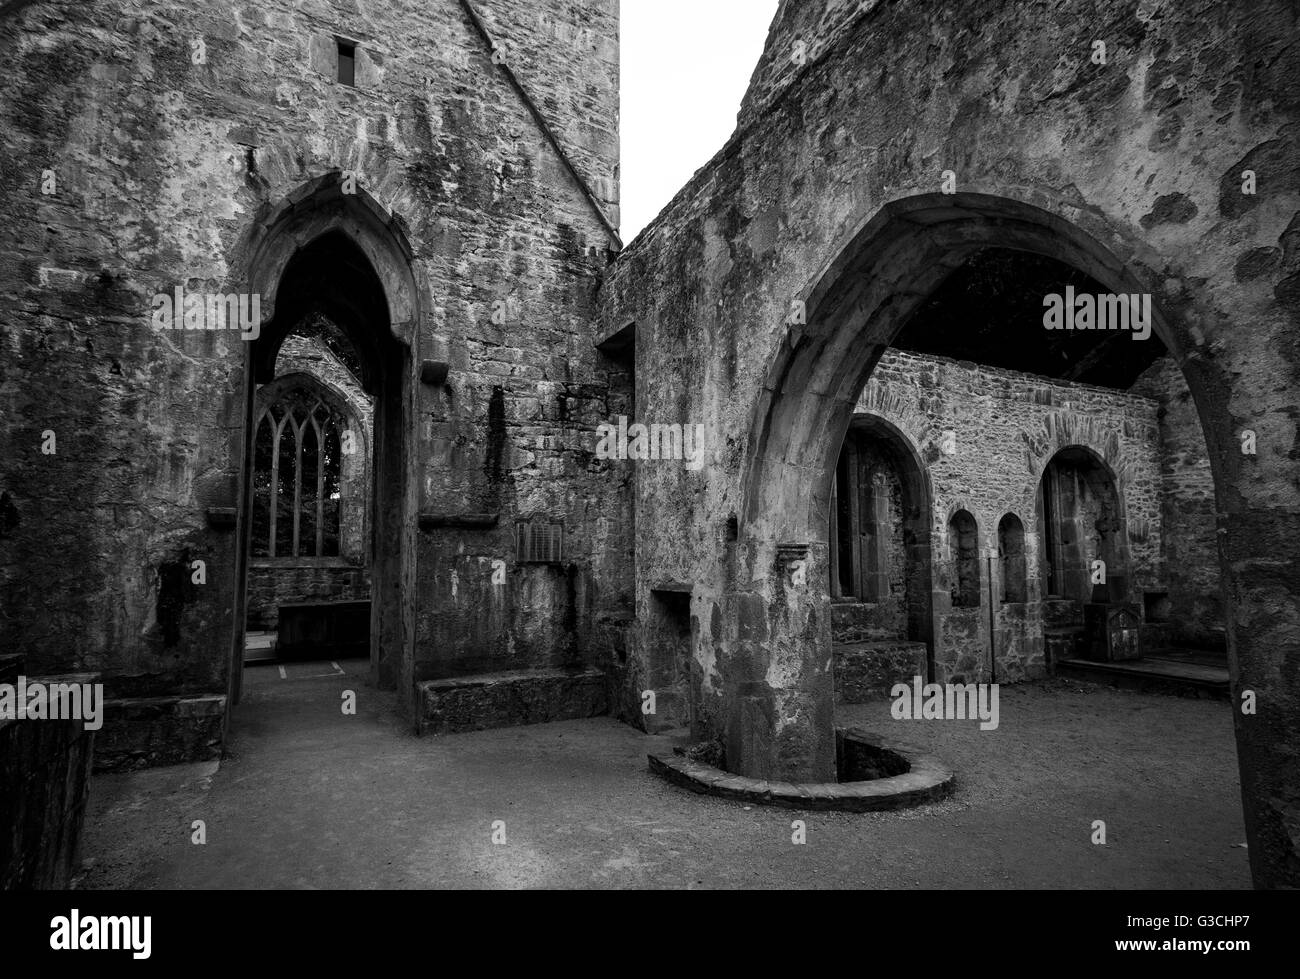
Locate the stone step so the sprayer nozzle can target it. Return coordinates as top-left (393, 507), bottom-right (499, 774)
top-left (1146, 646), bottom-right (1229, 669)
top-left (1056, 657), bottom-right (1229, 700)
top-left (417, 668), bottom-right (608, 736)
top-left (833, 640), bottom-right (928, 704)
top-left (94, 694), bottom-right (228, 772)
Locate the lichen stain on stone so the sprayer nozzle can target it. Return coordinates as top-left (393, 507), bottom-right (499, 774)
top-left (1140, 192), bottom-right (1199, 229)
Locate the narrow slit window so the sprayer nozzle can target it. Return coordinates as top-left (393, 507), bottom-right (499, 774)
top-left (948, 509), bottom-right (982, 609)
top-left (336, 41), bottom-right (356, 86)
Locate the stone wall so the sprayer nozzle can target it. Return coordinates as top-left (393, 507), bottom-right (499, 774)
top-left (0, 0), bottom-right (628, 759)
top-left (246, 562), bottom-right (372, 632)
top-left (738, 0), bottom-right (878, 126)
top-left (856, 348), bottom-right (1166, 681)
top-left (1132, 356), bottom-right (1225, 648)
top-left (600, 0), bottom-right (1300, 874)
top-left (93, 692), bottom-right (226, 773)
top-left (863, 349), bottom-right (1164, 590)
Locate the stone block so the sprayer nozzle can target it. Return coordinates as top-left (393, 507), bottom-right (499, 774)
top-left (417, 668), bottom-right (608, 736)
top-left (0, 716), bottom-right (94, 888)
top-left (93, 695), bottom-right (227, 773)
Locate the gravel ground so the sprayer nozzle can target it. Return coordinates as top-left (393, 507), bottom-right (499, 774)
top-left (76, 666), bottom-right (1249, 889)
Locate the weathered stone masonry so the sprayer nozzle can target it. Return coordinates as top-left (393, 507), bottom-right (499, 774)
top-left (853, 347), bottom-right (1169, 684)
top-left (603, 0), bottom-right (1300, 886)
top-left (0, 0), bottom-right (628, 768)
top-left (1, 0), bottom-right (1297, 892)
top-left (1133, 355), bottom-right (1224, 648)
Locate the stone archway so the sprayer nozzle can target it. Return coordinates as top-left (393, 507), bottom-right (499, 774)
top-left (229, 174), bottom-right (421, 717)
top-left (997, 513), bottom-right (1028, 605)
top-left (742, 194), bottom-right (1204, 540)
top-left (244, 369), bottom-right (372, 644)
top-left (732, 190), bottom-right (1296, 886)
top-left (829, 412), bottom-right (937, 682)
top-left (1036, 445), bottom-right (1132, 604)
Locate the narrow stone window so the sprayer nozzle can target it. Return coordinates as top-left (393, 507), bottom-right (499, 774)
top-left (998, 513), bottom-right (1027, 603)
top-left (336, 40), bottom-right (356, 86)
top-left (831, 448), bottom-right (855, 597)
top-left (948, 509), bottom-right (981, 608)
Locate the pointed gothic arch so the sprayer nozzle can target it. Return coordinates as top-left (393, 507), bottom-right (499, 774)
top-left (229, 174), bottom-right (421, 715)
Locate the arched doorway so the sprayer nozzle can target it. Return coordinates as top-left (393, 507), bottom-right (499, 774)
top-left (1036, 446), bottom-right (1130, 604)
top-left (229, 176), bottom-right (420, 717)
top-left (243, 362), bottom-right (372, 662)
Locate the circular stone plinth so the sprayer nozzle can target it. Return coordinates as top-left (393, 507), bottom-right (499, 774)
top-left (648, 728), bottom-right (954, 812)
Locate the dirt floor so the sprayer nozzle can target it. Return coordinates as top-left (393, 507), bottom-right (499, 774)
top-left (77, 662), bottom-right (1251, 889)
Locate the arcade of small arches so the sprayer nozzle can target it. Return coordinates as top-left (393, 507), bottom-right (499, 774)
top-left (826, 404), bottom-right (1156, 690)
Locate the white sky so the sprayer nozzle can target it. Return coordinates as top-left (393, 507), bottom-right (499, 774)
top-left (619, 0), bottom-right (780, 243)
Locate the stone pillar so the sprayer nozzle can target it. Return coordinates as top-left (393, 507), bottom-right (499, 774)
top-left (720, 540), bottom-right (837, 783)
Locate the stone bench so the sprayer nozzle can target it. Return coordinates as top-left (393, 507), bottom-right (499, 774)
top-left (417, 668), bottom-right (608, 736)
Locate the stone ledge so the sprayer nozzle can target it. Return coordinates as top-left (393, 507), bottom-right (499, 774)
top-left (94, 694), bottom-right (227, 773)
top-left (418, 668), bottom-right (608, 736)
top-left (418, 512), bottom-right (500, 530)
top-left (648, 729), bottom-right (954, 812)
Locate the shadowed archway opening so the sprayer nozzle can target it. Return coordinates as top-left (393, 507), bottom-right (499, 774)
top-left (230, 178), bottom-right (420, 717)
top-left (244, 356), bottom-right (372, 660)
top-left (1036, 446), bottom-right (1130, 604)
top-left (998, 513), bottom-right (1027, 605)
top-left (947, 509), bottom-right (981, 609)
top-left (741, 195), bottom-right (1200, 545)
top-left (828, 413), bottom-right (936, 695)
top-left (894, 246), bottom-right (1165, 384)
